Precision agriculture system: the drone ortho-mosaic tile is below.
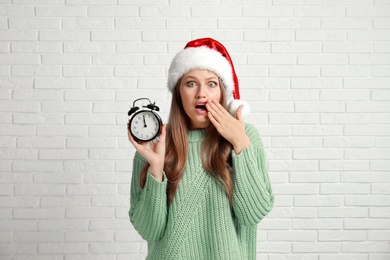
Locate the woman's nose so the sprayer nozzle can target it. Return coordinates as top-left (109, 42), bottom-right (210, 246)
top-left (196, 85), bottom-right (206, 98)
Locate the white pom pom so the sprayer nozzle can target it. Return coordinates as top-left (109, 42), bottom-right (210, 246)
top-left (228, 100), bottom-right (250, 118)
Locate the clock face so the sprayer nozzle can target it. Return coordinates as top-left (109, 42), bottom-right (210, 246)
top-left (129, 110), bottom-right (161, 142)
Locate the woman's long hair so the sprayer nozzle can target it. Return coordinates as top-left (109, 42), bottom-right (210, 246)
top-left (139, 77), bottom-right (234, 205)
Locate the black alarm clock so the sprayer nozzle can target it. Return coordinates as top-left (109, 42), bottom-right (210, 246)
top-left (128, 98), bottom-right (163, 143)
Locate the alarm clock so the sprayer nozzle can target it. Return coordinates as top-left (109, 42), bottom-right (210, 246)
top-left (128, 98), bottom-right (163, 143)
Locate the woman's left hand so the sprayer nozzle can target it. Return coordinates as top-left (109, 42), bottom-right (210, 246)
top-left (206, 99), bottom-right (250, 154)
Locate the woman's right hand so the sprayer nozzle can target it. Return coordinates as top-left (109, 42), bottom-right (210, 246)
top-left (127, 123), bottom-right (166, 182)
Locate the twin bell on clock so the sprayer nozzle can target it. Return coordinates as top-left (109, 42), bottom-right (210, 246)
top-left (128, 98), bottom-right (163, 143)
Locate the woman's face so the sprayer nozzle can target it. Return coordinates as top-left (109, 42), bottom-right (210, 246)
top-left (179, 69), bottom-right (222, 129)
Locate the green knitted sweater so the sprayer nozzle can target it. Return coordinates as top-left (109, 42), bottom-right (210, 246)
top-left (129, 123), bottom-right (274, 260)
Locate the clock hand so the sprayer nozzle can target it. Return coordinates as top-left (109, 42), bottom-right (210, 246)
top-left (143, 115), bottom-right (147, 127)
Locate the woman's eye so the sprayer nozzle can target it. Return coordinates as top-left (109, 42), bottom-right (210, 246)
top-left (208, 81), bottom-right (218, 88)
top-left (187, 81), bottom-right (196, 87)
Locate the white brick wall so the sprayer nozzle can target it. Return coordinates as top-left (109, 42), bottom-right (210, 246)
top-left (1, 0), bottom-right (389, 259)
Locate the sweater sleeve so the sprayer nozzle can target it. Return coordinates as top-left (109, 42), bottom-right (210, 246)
top-left (129, 152), bottom-right (168, 241)
top-left (231, 124), bottom-right (274, 226)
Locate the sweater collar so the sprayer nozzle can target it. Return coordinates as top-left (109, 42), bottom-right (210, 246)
top-left (188, 129), bottom-right (206, 143)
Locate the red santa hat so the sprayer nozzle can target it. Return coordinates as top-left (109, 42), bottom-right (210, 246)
top-left (167, 37), bottom-right (250, 116)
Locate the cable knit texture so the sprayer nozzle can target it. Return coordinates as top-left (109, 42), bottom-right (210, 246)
top-left (129, 123), bottom-right (274, 260)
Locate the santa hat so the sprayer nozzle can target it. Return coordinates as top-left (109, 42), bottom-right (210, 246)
top-left (167, 37), bottom-right (250, 117)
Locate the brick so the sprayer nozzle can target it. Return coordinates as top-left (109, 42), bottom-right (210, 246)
top-left (374, 42), bottom-right (390, 52)
top-left (0, 101), bottom-right (38, 112)
top-left (0, 54), bottom-right (39, 64)
top-left (64, 161), bottom-right (114, 172)
top-left (115, 18), bottom-right (165, 29)
top-left (243, 6), bottom-right (292, 17)
top-left (140, 6), bottom-right (189, 17)
top-left (290, 172), bottom-right (340, 183)
top-left (368, 230), bottom-right (390, 241)
top-left (65, 231), bottom-right (113, 242)
top-left (374, 18), bottom-right (390, 29)
top-left (12, 161), bottom-right (63, 172)
top-left (36, 6), bottom-right (86, 17)
top-left (66, 207), bottom-right (114, 218)
top-left (35, 78), bottom-right (85, 89)
top-left (295, 101), bottom-right (345, 113)
top-left (371, 160), bottom-right (390, 171)
top-left (218, 19), bottom-right (267, 29)
top-left (0, 30), bottom-right (37, 41)
top-left (65, 114), bottom-right (115, 125)
top-left (372, 65), bottom-right (390, 76)
top-left (270, 18), bottom-right (320, 29)
top-left (63, 18), bottom-right (113, 29)
top-left (350, 54), bottom-right (390, 64)
top-left (9, 18), bottom-right (60, 29)
top-left (67, 137), bottom-right (116, 148)
top-left (40, 196), bottom-right (91, 207)
top-left (0, 220), bottom-right (37, 231)
top-left (64, 42), bottom-right (115, 53)
top-left (268, 160), bottom-right (318, 172)
top-left (320, 114), bottom-right (371, 124)
top-left (274, 184), bottom-right (318, 195)
top-left (17, 137), bottom-right (65, 148)
top-left (347, 6), bottom-right (390, 17)
top-left (294, 149), bottom-right (343, 160)
top-left (323, 42), bottom-right (372, 53)
top-left (293, 242), bottom-right (341, 253)
top-left (322, 18), bottom-right (371, 29)
top-left (320, 160), bottom-right (369, 171)
top-left (11, 65), bottom-right (61, 77)
top-left (345, 196), bottom-right (390, 206)
top-left (320, 231), bottom-right (368, 242)
top-left (86, 78), bottom-right (136, 89)
top-left (0, 5), bottom-right (34, 16)
top-left (66, 184), bottom-right (117, 195)
top-left (321, 65), bottom-right (371, 77)
top-left (298, 54), bottom-right (347, 65)
top-left (372, 90), bottom-right (390, 100)
top-left (63, 66), bottom-right (113, 77)
top-left (269, 114), bottom-right (319, 125)
top-left (13, 113), bottom-right (64, 125)
top-left (37, 126), bottom-right (87, 137)
top-left (90, 242), bottom-right (139, 253)
top-left (41, 101), bottom-right (90, 113)
top-left (342, 242), bottom-right (390, 253)
top-left (92, 54), bottom-right (142, 65)
top-left (270, 66), bottom-right (319, 77)
top-left (0, 125), bottom-right (36, 136)
top-left (372, 183), bottom-right (390, 194)
top-left (296, 31), bottom-right (345, 41)
top-left (39, 149), bottom-right (88, 160)
top-left (89, 6), bottom-right (137, 17)
top-left (142, 31), bottom-right (191, 42)
top-left (344, 78), bottom-right (390, 88)
top-left (38, 243), bottom-right (88, 254)
top-left (348, 30), bottom-right (390, 41)
top-left (91, 30), bottom-right (140, 41)
top-left (41, 54), bottom-right (91, 65)
top-left (271, 137), bottom-right (322, 148)
top-left (245, 30), bottom-right (295, 42)
top-left (11, 42), bottom-right (62, 53)
top-left (248, 54), bottom-right (296, 65)
top-left (292, 78), bottom-right (342, 89)
top-left (13, 208), bottom-right (63, 219)
top-left (369, 208), bottom-right (390, 218)
top-left (14, 231), bottom-right (63, 242)
top-left (114, 66), bottom-right (164, 77)
top-left (41, 30), bottom-right (89, 42)
top-left (292, 219), bottom-right (343, 229)
top-left (318, 207), bottom-right (368, 218)
top-left (13, 89), bottom-right (62, 101)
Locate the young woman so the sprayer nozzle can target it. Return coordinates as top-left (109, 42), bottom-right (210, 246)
top-left (127, 38), bottom-right (274, 260)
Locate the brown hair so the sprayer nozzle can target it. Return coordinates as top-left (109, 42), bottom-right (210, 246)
top-left (139, 77), bottom-right (233, 205)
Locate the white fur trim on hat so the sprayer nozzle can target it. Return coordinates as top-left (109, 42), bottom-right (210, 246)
top-left (228, 100), bottom-right (250, 118)
top-left (167, 46), bottom-right (234, 98)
